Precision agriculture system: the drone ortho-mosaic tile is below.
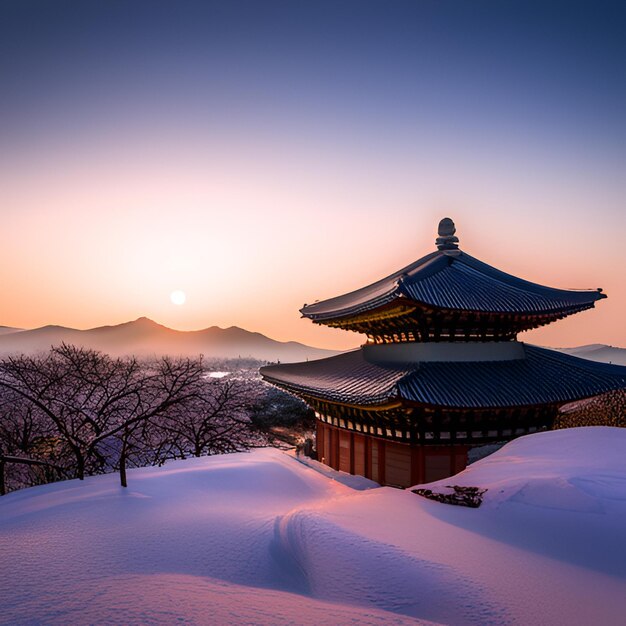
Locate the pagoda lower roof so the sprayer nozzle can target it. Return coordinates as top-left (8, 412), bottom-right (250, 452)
top-left (300, 250), bottom-right (605, 323)
top-left (260, 344), bottom-right (626, 409)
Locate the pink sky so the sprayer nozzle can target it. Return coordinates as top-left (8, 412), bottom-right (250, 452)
top-left (0, 133), bottom-right (623, 350)
top-left (1, 2), bottom-right (624, 350)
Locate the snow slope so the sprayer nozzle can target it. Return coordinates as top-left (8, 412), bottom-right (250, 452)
top-left (1, 429), bottom-right (626, 625)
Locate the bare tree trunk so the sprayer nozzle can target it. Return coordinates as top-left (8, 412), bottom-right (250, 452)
top-left (120, 430), bottom-right (128, 488)
top-left (76, 453), bottom-right (85, 480)
top-left (0, 456), bottom-right (69, 494)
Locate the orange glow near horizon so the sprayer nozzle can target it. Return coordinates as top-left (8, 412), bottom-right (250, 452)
top-left (1, 0), bottom-right (625, 352)
top-left (0, 103), bottom-right (623, 351)
top-left (0, 145), bottom-right (624, 351)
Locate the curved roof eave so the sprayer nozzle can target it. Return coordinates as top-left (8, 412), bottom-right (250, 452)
top-left (260, 345), bottom-right (626, 410)
top-left (299, 251), bottom-right (442, 320)
top-left (301, 249), bottom-right (605, 322)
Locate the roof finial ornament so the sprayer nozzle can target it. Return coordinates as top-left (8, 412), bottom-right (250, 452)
top-left (436, 217), bottom-right (460, 254)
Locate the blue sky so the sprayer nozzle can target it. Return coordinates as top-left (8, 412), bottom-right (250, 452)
top-left (1, 0), bottom-right (624, 347)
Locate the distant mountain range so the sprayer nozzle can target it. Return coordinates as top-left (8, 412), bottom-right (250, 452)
top-left (556, 344), bottom-right (626, 366)
top-left (0, 319), bottom-right (623, 366)
top-left (0, 318), bottom-right (339, 363)
top-left (0, 326), bottom-right (22, 336)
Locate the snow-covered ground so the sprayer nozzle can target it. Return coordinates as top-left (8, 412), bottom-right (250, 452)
top-left (1, 428), bottom-right (626, 625)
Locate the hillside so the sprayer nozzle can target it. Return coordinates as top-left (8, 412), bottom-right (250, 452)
top-left (557, 344), bottom-right (626, 366)
top-left (0, 317), bottom-right (338, 362)
top-left (1, 428), bottom-right (625, 625)
top-left (0, 326), bottom-right (21, 336)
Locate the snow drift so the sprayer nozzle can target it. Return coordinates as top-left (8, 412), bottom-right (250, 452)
top-left (1, 428), bottom-right (625, 625)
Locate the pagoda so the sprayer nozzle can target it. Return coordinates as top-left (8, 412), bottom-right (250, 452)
top-left (261, 218), bottom-right (626, 487)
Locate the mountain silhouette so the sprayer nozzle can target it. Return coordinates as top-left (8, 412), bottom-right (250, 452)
top-left (0, 326), bottom-right (22, 336)
top-left (0, 317), bottom-right (339, 362)
top-left (1, 320), bottom-right (622, 365)
top-left (556, 344), bottom-right (626, 366)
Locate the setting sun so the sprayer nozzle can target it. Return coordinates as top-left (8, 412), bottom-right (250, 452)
top-left (1, 3), bottom-right (625, 625)
top-left (170, 290), bottom-right (186, 306)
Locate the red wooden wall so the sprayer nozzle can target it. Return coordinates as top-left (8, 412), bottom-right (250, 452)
top-left (316, 421), bottom-right (469, 487)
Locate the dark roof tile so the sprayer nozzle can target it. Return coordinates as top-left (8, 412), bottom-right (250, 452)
top-left (260, 345), bottom-right (626, 408)
top-left (301, 250), bottom-right (604, 321)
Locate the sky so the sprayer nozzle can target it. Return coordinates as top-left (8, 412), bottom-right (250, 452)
top-left (0, 0), bottom-right (624, 350)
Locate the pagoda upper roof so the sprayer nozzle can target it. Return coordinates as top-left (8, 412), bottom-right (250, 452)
top-left (301, 220), bottom-right (605, 323)
top-left (260, 345), bottom-right (626, 409)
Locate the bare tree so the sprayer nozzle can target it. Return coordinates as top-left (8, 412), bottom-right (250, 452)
top-left (0, 347), bottom-right (95, 480)
top-left (0, 348), bottom-right (285, 494)
top-left (148, 376), bottom-right (263, 463)
top-left (107, 355), bottom-right (207, 486)
top-left (0, 389), bottom-right (69, 493)
top-left (0, 345), bottom-right (206, 488)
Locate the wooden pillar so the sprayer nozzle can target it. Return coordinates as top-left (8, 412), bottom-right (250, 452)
top-left (326, 425), bottom-right (332, 468)
top-left (453, 446), bottom-right (469, 474)
top-left (350, 432), bottom-right (355, 475)
top-left (433, 313), bottom-right (442, 342)
top-left (316, 421), bottom-right (324, 463)
top-left (410, 445), bottom-right (423, 485)
top-left (333, 427), bottom-right (340, 470)
top-left (325, 423), bottom-right (332, 467)
top-left (353, 434), bottom-right (365, 477)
